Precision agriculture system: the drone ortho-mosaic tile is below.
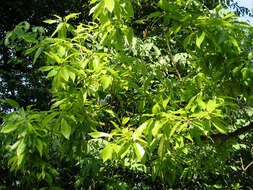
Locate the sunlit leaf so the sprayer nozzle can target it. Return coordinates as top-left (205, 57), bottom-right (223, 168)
top-left (152, 103), bottom-right (160, 114)
top-left (207, 99), bottom-right (216, 113)
top-left (105, 0), bottom-right (115, 12)
top-left (17, 139), bottom-right (26, 156)
top-left (101, 75), bottom-right (112, 90)
top-left (1, 124), bottom-right (18, 133)
top-left (43, 19), bottom-right (58, 24)
top-left (196, 31), bottom-right (205, 48)
top-left (65, 13), bottom-right (80, 22)
top-left (101, 143), bottom-right (114, 162)
top-left (133, 143), bottom-right (145, 161)
top-left (89, 131), bottom-right (112, 138)
top-left (122, 117), bottom-right (130, 125)
top-left (40, 66), bottom-right (54, 72)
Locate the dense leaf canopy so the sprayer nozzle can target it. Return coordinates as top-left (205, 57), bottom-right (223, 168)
top-left (0, 0), bottom-right (253, 189)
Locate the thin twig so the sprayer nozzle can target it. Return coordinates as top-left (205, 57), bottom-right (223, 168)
top-left (163, 26), bottom-right (182, 81)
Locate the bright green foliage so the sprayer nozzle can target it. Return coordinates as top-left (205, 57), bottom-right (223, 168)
top-left (1, 0), bottom-right (253, 189)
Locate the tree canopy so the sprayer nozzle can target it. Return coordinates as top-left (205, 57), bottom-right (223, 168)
top-left (0, 0), bottom-right (253, 189)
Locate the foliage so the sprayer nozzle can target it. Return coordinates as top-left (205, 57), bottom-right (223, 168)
top-left (1, 0), bottom-right (253, 189)
top-left (0, 0), bottom-right (93, 114)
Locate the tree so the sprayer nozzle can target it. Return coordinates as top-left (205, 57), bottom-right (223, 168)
top-left (1, 0), bottom-right (253, 189)
top-left (0, 0), bottom-right (92, 114)
top-left (0, 0), bottom-right (251, 114)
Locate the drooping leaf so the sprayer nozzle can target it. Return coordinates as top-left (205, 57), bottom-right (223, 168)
top-left (196, 31), bottom-right (205, 48)
top-left (17, 139), bottom-right (26, 156)
top-left (101, 75), bottom-right (112, 90)
top-left (207, 99), bottom-right (216, 113)
top-left (1, 124), bottom-right (18, 133)
top-left (168, 122), bottom-right (181, 139)
top-left (101, 143), bottom-right (114, 162)
top-left (61, 118), bottom-right (71, 139)
top-left (6, 99), bottom-right (20, 108)
top-left (118, 143), bottom-right (131, 159)
top-left (248, 52), bottom-right (253, 60)
top-left (135, 119), bottom-right (152, 137)
top-left (133, 143), bottom-right (145, 161)
top-left (33, 47), bottom-right (44, 64)
top-left (212, 117), bottom-right (227, 134)
top-left (105, 0), bottom-right (115, 12)
top-left (152, 103), bottom-right (160, 114)
top-left (36, 139), bottom-right (43, 157)
top-left (122, 117), bottom-right (130, 125)
top-left (47, 69), bottom-right (58, 78)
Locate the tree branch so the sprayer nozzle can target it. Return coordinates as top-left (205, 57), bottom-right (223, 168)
top-left (201, 122), bottom-right (253, 142)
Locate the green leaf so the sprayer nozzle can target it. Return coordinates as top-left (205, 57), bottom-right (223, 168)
top-left (59, 67), bottom-right (69, 81)
top-left (22, 34), bottom-right (38, 43)
top-left (17, 139), bottom-right (26, 156)
top-left (162, 97), bottom-right (170, 109)
top-left (118, 143), bottom-right (131, 159)
top-left (184, 32), bottom-right (195, 49)
top-left (61, 118), bottom-right (71, 139)
top-left (133, 143), bottom-right (145, 161)
top-left (25, 44), bottom-right (40, 55)
top-left (230, 36), bottom-right (240, 53)
top-left (122, 117), bottom-right (130, 125)
top-left (212, 118), bottom-right (227, 134)
top-left (185, 95), bottom-right (196, 111)
top-left (247, 95), bottom-right (253, 106)
top-left (152, 103), bottom-right (160, 114)
top-left (65, 13), bottom-right (80, 22)
top-left (152, 120), bottom-right (165, 137)
top-left (89, 131), bottom-right (112, 138)
top-left (40, 66), bottom-right (54, 72)
top-left (158, 0), bottom-right (169, 11)
top-left (1, 124), bottom-right (18, 133)
top-left (135, 119), bottom-right (152, 137)
top-left (47, 69), bottom-right (58, 78)
top-left (248, 52), bottom-right (253, 60)
top-left (43, 19), bottom-right (58, 24)
top-left (17, 154), bottom-right (24, 166)
top-left (147, 11), bottom-right (162, 19)
top-left (90, 0), bottom-right (99, 4)
top-left (196, 31), bottom-right (205, 48)
top-left (67, 69), bottom-right (76, 82)
top-left (105, 0), bottom-right (115, 12)
top-left (57, 46), bottom-right (66, 57)
top-left (168, 122), bottom-right (181, 139)
top-left (158, 136), bottom-right (165, 157)
top-left (101, 143), bottom-right (114, 162)
top-left (36, 139), bottom-right (43, 157)
top-left (6, 98), bottom-right (20, 108)
top-left (45, 52), bottom-right (63, 63)
top-left (5, 31), bottom-right (13, 46)
top-left (207, 99), bottom-right (216, 113)
top-left (51, 23), bottom-right (65, 38)
top-left (101, 75), bottom-right (112, 90)
top-left (33, 47), bottom-right (44, 64)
